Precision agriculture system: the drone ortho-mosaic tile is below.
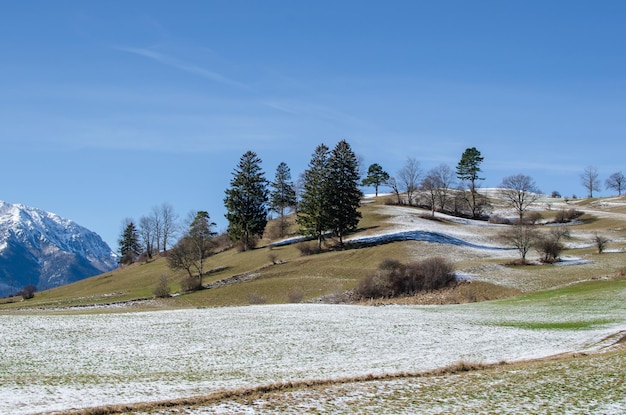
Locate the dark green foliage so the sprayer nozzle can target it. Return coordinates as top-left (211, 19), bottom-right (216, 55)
top-left (270, 162), bottom-right (297, 218)
top-left (224, 151), bottom-right (269, 251)
top-left (456, 147), bottom-right (485, 218)
top-left (297, 141), bottom-right (362, 249)
top-left (327, 140), bottom-right (362, 246)
top-left (361, 163), bottom-right (390, 197)
top-left (297, 144), bottom-right (331, 250)
top-left (356, 257), bottom-right (455, 299)
top-left (456, 147), bottom-right (484, 187)
top-left (118, 221), bottom-right (142, 266)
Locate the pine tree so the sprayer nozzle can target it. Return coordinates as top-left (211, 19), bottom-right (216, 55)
top-left (118, 221), bottom-right (141, 265)
top-left (456, 147), bottom-right (485, 218)
top-left (270, 162), bottom-right (297, 218)
top-left (224, 151), bottom-right (269, 251)
top-left (297, 144), bottom-right (331, 250)
top-left (361, 163), bottom-right (390, 197)
top-left (456, 147), bottom-right (484, 193)
top-left (327, 140), bottom-right (362, 246)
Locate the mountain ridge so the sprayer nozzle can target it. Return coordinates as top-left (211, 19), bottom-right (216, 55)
top-left (0, 200), bottom-right (118, 296)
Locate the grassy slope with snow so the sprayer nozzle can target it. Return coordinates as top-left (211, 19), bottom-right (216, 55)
top-left (1, 194), bottom-right (626, 413)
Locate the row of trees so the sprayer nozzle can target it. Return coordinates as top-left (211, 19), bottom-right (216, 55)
top-left (118, 202), bottom-right (179, 265)
top-left (365, 147), bottom-right (488, 219)
top-left (580, 166), bottom-right (625, 198)
top-left (119, 141), bottom-right (623, 284)
top-left (222, 140), bottom-right (362, 252)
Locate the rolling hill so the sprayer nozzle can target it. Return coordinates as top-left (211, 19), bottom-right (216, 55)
top-left (3, 192), bottom-right (625, 311)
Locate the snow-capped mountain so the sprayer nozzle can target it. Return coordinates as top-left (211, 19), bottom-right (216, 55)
top-left (0, 200), bottom-right (118, 297)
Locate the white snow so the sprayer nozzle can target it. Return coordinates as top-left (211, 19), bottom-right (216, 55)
top-left (1, 303), bottom-right (624, 414)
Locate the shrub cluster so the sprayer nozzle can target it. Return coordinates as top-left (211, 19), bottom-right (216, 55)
top-left (554, 209), bottom-right (583, 223)
top-left (356, 257), bottom-right (456, 299)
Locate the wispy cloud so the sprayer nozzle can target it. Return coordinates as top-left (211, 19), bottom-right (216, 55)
top-left (116, 46), bottom-right (249, 89)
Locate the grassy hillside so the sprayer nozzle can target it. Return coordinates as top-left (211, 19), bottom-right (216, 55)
top-left (2, 194), bottom-right (625, 311)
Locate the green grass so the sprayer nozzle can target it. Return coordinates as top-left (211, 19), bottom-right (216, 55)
top-left (496, 319), bottom-right (615, 330)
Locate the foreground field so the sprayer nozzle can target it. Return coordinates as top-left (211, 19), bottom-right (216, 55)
top-left (1, 276), bottom-right (625, 414)
top-left (150, 349), bottom-right (625, 415)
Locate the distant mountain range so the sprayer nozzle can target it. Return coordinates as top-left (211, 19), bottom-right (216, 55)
top-left (0, 200), bottom-right (118, 297)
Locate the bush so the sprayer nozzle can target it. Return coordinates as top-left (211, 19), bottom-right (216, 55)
top-left (536, 238), bottom-right (564, 263)
top-left (554, 209), bottom-right (583, 223)
top-left (153, 274), bottom-right (171, 298)
top-left (296, 241), bottom-right (321, 256)
top-left (524, 211), bottom-right (543, 225)
top-left (356, 257), bottom-right (455, 299)
top-left (488, 215), bottom-right (510, 224)
top-left (18, 285), bottom-right (37, 300)
top-left (180, 276), bottom-right (202, 292)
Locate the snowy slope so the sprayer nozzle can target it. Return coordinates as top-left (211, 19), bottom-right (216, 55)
top-left (0, 200), bottom-right (118, 296)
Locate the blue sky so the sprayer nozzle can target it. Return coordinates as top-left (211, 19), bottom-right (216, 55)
top-left (1, 1), bottom-right (625, 250)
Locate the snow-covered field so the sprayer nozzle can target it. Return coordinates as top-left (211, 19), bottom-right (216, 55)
top-left (1, 303), bottom-right (624, 414)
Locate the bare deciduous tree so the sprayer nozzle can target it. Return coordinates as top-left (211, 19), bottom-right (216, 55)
top-left (431, 164), bottom-right (456, 213)
top-left (580, 166), bottom-right (601, 198)
top-left (138, 215), bottom-right (156, 259)
top-left (398, 158), bottom-right (421, 206)
top-left (605, 171), bottom-right (625, 196)
top-left (593, 233), bottom-right (609, 254)
top-left (499, 174), bottom-right (541, 223)
top-left (421, 173), bottom-right (438, 217)
top-left (159, 202), bottom-right (178, 253)
top-left (387, 176), bottom-right (402, 205)
top-left (499, 224), bottom-right (539, 264)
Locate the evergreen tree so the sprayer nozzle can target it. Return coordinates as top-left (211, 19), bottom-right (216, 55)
top-left (297, 144), bottom-right (331, 250)
top-left (118, 221), bottom-right (141, 265)
top-left (456, 147), bottom-right (484, 193)
top-left (270, 162), bottom-right (297, 218)
top-left (327, 140), bottom-right (362, 246)
top-left (361, 163), bottom-right (390, 197)
top-left (456, 147), bottom-right (485, 218)
top-left (224, 151), bottom-right (269, 251)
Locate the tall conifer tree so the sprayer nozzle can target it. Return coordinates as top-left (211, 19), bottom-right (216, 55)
top-left (327, 140), bottom-right (362, 246)
top-left (118, 221), bottom-right (141, 265)
top-left (456, 147), bottom-right (485, 218)
top-left (297, 144), bottom-right (331, 250)
top-left (224, 151), bottom-right (269, 251)
top-left (270, 162), bottom-right (297, 218)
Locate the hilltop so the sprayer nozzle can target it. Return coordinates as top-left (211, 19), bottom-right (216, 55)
top-left (3, 191), bottom-right (625, 311)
